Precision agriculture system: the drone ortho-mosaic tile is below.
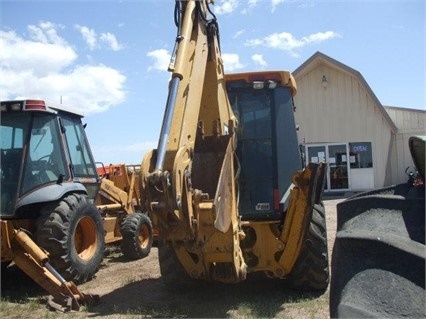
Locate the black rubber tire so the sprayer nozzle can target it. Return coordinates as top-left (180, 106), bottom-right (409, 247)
top-left (330, 186), bottom-right (425, 318)
top-left (1, 261), bottom-right (11, 271)
top-left (120, 212), bottom-right (153, 260)
top-left (35, 193), bottom-right (105, 284)
top-left (158, 241), bottom-right (191, 286)
top-left (284, 203), bottom-right (329, 291)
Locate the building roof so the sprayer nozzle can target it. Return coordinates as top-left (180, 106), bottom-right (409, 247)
top-left (384, 105), bottom-right (426, 113)
top-left (293, 51), bottom-right (398, 133)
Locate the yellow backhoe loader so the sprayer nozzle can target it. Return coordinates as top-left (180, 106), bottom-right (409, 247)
top-left (1, 100), bottom-right (153, 310)
top-left (140, 0), bottom-right (329, 289)
top-left (95, 163), bottom-right (154, 259)
top-left (0, 99), bottom-right (102, 311)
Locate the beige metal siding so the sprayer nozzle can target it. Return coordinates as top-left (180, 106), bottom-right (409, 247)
top-left (385, 107), bottom-right (426, 184)
top-left (294, 63), bottom-right (394, 188)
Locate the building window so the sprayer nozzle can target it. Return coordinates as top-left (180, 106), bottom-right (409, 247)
top-left (349, 142), bottom-right (373, 168)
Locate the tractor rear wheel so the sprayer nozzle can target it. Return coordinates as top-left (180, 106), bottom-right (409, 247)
top-left (120, 212), bottom-right (153, 260)
top-left (158, 241), bottom-right (191, 286)
top-left (35, 193), bottom-right (105, 283)
top-left (330, 186), bottom-right (425, 318)
top-left (1, 261), bottom-right (11, 271)
top-left (284, 203), bottom-right (329, 291)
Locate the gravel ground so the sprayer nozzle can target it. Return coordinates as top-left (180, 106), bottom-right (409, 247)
top-left (0, 198), bottom-right (345, 318)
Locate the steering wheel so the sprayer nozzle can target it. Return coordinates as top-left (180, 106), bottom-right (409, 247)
top-left (33, 154), bottom-right (52, 170)
top-left (37, 154), bottom-right (52, 162)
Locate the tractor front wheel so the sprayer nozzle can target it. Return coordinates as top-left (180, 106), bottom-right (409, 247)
top-left (35, 193), bottom-right (105, 283)
top-left (284, 203), bottom-right (329, 291)
top-left (120, 212), bottom-right (153, 260)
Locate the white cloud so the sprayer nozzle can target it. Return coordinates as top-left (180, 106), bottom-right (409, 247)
top-left (246, 31), bottom-right (340, 57)
top-left (252, 54), bottom-right (267, 67)
top-left (222, 53), bottom-right (244, 72)
top-left (241, 0), bottom-right (257, 14)
top-left (233, 29), bottom-right (245, 39)
top-left (51, 65), bottom-right (126, 114)
top-left (302, 31), bottom-right (339, 44)
top-left (28, 21), bottom-right (66, 45)
top-left (214, 0), bottom-right (239, 15)
top-left (0, 23), bottom-right (126, 114)
top-left (271, 0), bottom-right (286, 13)
top-left (100, 32), bottom-right (123, 51)
top-left (147, 49), bottom-right (171, 72)
top-left (75, 25), bottom-right (97, 50)
top-left (75, 24), bottom-right (123, 51)
top-left (0, 29), bottom-right (76, 76)
top-left (242, 0), bottom-right (285, 14)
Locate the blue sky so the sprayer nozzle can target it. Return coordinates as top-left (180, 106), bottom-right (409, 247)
top-left (1, 0), bottom-right (425, 164)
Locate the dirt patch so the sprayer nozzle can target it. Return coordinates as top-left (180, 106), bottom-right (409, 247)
top-left (0, 199), bottom-right (344, 318)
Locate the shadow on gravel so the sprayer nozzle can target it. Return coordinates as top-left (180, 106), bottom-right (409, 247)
top-left (1, 265), bottom-right (45, 302)
top-left (85, 273), bottom-right (326, 318)
top-left (0, 265), bottom-right (50, 308)
top-left (1, 263), bottom-right (327, 318)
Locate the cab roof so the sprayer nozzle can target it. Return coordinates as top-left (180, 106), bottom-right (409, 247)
top-left (0, 99), bottom-right (85, 118)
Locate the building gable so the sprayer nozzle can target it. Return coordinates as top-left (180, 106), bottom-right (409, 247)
top-left (293, 51), bottom-right (399, 191)
top-left (293, 51), bottom-right (397, 135)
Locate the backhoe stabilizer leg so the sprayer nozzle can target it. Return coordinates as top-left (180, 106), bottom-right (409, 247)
top-left (279, 162), bottom-right (327, 274)
top-left (2, 223), bottom-right (99, 312)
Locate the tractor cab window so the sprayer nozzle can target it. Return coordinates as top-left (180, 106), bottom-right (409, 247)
top-left (1, 112), bottom-right (69, 212)
top-left (227, 82), bottom-right (301, 220)
top-left (1, 113), bottom-right (28, 212)
top-left (62, 117), bottom-right (97, 177)
top-left (228, 90), bottom-right (274, 217)
top-left (22, 114), bottom-right (69, 193)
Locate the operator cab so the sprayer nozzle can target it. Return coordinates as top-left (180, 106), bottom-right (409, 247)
top-left (1, 100), bottom-right (99, 217)
top-left (226, 71), bottom-right (302, 220)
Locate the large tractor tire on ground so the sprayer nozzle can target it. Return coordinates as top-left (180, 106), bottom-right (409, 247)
top-left (330, 184), bottom-right (425, 318)
top-left (35, 193), bottom-right (105, 284)
top-left (1, 261), bottom-right (11, 271)
top-left (120, 212), bottom-right (153, 260)
top-left (284, 203), bottom-right (329, 291)
top-left (158, 241), bottom-right (192, 287)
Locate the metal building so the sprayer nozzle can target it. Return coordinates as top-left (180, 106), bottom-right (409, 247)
top-left (293, 51), bottom-right (425, 193)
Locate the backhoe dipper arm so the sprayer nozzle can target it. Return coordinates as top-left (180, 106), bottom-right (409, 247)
top-left (143, 0), bottom-right (235, 224)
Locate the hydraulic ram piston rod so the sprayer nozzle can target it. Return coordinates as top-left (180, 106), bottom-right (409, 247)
top-left (155, 76), bottom-right (180, 172)
top-left (154, 0), bottom-right (196, 172)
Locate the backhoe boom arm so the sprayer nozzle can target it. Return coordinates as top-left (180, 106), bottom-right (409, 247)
top-left (141, 0), bottom-right (245, 282)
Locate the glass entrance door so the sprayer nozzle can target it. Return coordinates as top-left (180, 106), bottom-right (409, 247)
top-left (307, 145), bottom-right (328, 190)
top-left (305, 143), bottom-right (350, 191)
top-left (328, 144), bottom-right (349, 190)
